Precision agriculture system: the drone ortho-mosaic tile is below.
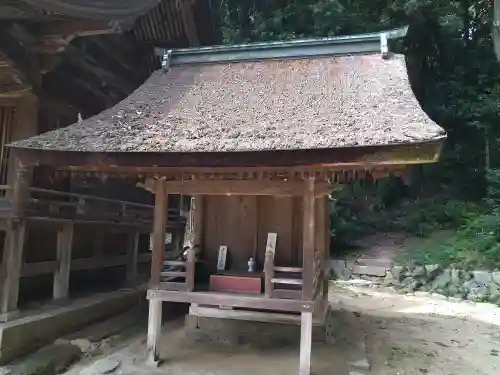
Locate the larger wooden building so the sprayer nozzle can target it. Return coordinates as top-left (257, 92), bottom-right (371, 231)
top-left (0, 0), bottom-right (218, 363)
top-left (8, 27), bottom-right (445, 375)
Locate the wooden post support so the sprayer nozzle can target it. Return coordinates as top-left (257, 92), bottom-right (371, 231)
top-left (0, 160), bottom-right (29, 321)
top-left (147, 298), bottom-right (162, 366)
top-left (0, 221), bottom-right (25, 321)
top-left (192, 195), bottom-right (204, 248)
top-left (185, 248), bottom-right (195, 292)
top-left (299, 311), bottom-right (313, 375)
top-left (264, 251), bottom-right (274, 297)
top-left (323, 196), bottom-right (331, 309)
top-left (302, 177), bottom-right (315, 301)
top-left (314, 196), bottom-right (327, 316)
top-left (53, 222), bottom-right (74, 300)
top-left (151, 179), bottom-right (167, 286)
top-left (126, 231), bottom-right (140, 287)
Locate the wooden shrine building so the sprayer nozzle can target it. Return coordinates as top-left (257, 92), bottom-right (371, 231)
top-left (8, 27), bottom-right (446, 375)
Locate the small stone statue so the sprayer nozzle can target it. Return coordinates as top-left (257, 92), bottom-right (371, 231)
top-left (248, 257), bottom-right (256, 273)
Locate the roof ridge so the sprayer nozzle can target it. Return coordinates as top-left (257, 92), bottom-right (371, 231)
top-left (155, 26), bottom-right (409, 66)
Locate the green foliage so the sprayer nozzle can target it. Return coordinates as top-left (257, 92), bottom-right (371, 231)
top-left (217, 1), bottom-right (500, 269)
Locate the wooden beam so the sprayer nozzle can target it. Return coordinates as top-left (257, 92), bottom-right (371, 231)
top-left (53, 222), bottom-right (73, 299)
top-left (147, 289), bottom-right (315, 312)
top-left (147, 298), bottom-right (162, 366)
top-left (38, 19), bottom-right (117, 39)
top-left (151, 179), bottom-right (167, 286)
top-left (21, 260), bottom-right (58, 277)
top-left (299, 311), bottom-right (313, 375)
top-left (70, 255), bottom-right (127, 271)
top-left (188, 305), bottom-right (326, 326)
top-left (126, 231), bottom-right (140, 287)
top-left (159, 179), bottom-right (328, 196)
top-left (302, 177), bottom-right (315, 301)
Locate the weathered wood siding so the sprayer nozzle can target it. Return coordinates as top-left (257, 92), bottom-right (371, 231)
top-left (202, 195), bottom-right (306, 271)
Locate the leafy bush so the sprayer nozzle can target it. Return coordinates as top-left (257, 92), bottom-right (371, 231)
top-left (403, 168), bottom-right (500, 269)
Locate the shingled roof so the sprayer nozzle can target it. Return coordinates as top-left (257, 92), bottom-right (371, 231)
top-left (10, 28), bottom-right (445, 154)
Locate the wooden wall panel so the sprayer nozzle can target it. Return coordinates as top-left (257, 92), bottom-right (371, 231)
top-left (203, 195), bottom-right (301, 271)
top-left (203, 195), bottom-right (258, 272)
top-left (257, 196), bottom-right (294, 266)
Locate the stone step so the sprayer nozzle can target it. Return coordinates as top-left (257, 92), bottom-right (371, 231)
top-left (355, 258), bottom-right (392, 269)
top-left (351, 264), bottom-right (387, 277)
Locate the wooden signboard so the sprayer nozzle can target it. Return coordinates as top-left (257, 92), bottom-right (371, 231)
top-left (216, 245), bottom-right (228, 271)
top-left (266, 233), bottom-right (277, 255)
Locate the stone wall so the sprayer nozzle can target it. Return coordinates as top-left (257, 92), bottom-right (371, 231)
top-left (384, 265), bottom-right (500, 303)
top-left (330, 258), bottom-right (500, 304)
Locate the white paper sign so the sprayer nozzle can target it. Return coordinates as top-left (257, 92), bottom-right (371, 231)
top-left (217, 245), bottom-right (228, 271)
top-left (265, 233), bottom-right (277, 254)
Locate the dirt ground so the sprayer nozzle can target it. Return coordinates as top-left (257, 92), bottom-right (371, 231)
top-left (332, 283), bottom-right (500, 375)
top-left (58, 282), bottom-right (500, 375)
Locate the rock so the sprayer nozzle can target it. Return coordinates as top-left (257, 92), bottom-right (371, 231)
top-left (350, 358), bottom-right (370, 371)
top-left (9, 344), bottom-right (81, 375)
top-left (451, 268), bottom-right (461, 285)
top-left (466, 284), bottom-right (489, 302)
top-left (403, 280), bottom-right (421, 293)
top-left (346, 260), bottom-right (356, 271)
top-left (351, 265), bottom-right (386, 277)
top-left (462, 280), bottom-right (479, 291)
top-left (425, 264), bottom-right (441, 280)
top-left (432, 269), bottom-right (452, 289)
top-left (473, 271), bottom-right (492, 286)
top-left (70, 338), bottom-right (96, 354)
top-left (80, 359), bottom-right (121, 375)
top-left (412, 266), bottom-right (426, 278)
top-left (0, 368), bottom-right (12, 375)
top-left (390, 266), bottom-right (404, 281)
top-left (489, 291), bottom-right (500, 303)
top-left (491, 271), bottom-right (500, 285)
top-left (447, 284), bottom-right (459, 296)
top-left (330, 259), bottom-right (352, 280)
top-left (401, 277), bottom-right (414, 286)
top-left (459, 270), bottom-right (471, 281)
top-left (383, 272), bottom-right (397, 286)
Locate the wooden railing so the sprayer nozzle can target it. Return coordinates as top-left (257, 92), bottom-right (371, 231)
top-left (159, 249), bottom-right (195, 292)
top-left (264, 250), bottom-right (303, 300)
top-left (0, 185), bottom-right (184, 226)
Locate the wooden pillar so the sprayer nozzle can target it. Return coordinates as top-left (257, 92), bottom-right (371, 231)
top-left (150, 179), bottom-right (167, 286)
top-left (323, 196), bottom-right (331, 307)
top-left (0, 160), bottom-right (29, 321)
top-left (147, 299), bottom-right (162, 365)
top-left (302, 177), bottom-right (315, 301)
top-left (299, 311), bottom-right (313, 375)
top-left (53, 222), bottom-right (74, 300)
top-left (126, 231), bottom-right (140, 287)
top-left (192, 195), bottom-right (204, 248)
top-left (147, 179), bottom-right (167, 365)
top-left (314, 195), bottom-right (327, 317)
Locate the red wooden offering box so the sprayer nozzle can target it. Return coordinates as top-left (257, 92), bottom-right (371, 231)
top-left (209, 272), bottom-right (262, 294)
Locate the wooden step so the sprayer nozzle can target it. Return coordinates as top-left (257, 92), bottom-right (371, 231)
top-left (271, 278), bottom-right (303, 285)
top-left (274, 266), bottom-right (302, 273)
top-left (160, 271), bottom-right (186, 278)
